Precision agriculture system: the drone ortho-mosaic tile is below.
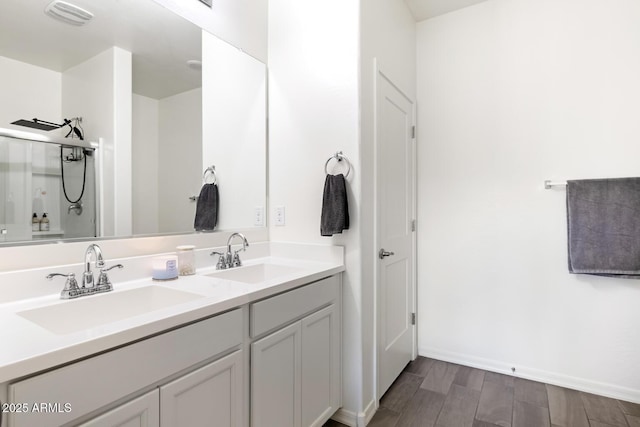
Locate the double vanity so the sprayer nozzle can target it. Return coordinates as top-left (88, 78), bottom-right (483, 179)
top-left (0, 241), bottom-right (344, 427)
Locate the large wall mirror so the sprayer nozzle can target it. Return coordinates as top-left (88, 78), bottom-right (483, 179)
top-left (0, 0), bottom-right (267, 245)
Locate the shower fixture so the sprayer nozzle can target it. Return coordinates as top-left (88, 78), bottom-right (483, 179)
top-left (11, 118), bottom-right (63, 131)
top-left (11, 117), bottom-right (84, 140)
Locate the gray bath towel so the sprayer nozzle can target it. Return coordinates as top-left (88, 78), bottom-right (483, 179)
top-left (567, 177), bottom-right (640, 278)
top-left (194, 183), bottom-right (219, 231)
top-left (321, 174), bottom-right (349, 236)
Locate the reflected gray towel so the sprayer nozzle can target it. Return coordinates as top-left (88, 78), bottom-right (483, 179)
top-left (321, 174), bottom-right (349, 236)
top-left (567, 177), bottom-right (640, 278)
top-left (194, 183), bottom-right (219, 231)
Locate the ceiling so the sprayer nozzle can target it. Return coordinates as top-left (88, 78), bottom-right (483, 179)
top-left (0, 0), bottom-right (202, 100)
top-left (404, 0), bottom-right (490, 21)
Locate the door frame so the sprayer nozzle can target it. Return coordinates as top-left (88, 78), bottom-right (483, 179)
top-left (373, 59), bottom-right (418, 403)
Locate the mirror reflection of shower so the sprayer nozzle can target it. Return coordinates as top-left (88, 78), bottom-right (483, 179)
top-left (0, 129), bottom-right (98, 243)
top-left (61, 145), bottom-right (87, 216)
top-left (58, 144), bottom-right (96, 239)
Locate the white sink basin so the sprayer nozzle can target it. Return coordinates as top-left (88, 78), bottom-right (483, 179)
top-left (18, 286), bottom-right (204, 335)
top-left (205, 263), bottom-right (302, 284)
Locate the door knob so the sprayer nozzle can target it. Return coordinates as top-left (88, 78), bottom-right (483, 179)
top-left (379, 249), bottom-right (395, 259)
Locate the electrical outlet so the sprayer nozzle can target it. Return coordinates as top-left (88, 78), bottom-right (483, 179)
top-left (254, 206), bottom-right (264, 226)
top-left (275, 206), bottom-right (286, 226)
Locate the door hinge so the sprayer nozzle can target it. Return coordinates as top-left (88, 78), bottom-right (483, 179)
top-left (411, 125), bottom-right (416, 139)
top-left (411, 219), bottom-right (416, 232)
top-left (411, 313), bottom-right (416, 325)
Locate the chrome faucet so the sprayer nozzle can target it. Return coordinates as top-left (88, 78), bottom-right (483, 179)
top-left (47, 244), bottom-right (123, 299)
top-left (83, 243), bottom-right (105, 288)
top-left (211, 232), bottom-right (249, 269)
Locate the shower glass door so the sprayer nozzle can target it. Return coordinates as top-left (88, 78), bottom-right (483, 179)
top-left (0, 135), bottom-right (31, 242)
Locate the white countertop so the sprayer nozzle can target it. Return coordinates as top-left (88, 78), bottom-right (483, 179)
top-left (0, 243), bottom-right (344, 383)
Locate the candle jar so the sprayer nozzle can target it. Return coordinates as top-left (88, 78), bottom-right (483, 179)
top-left (176, 245), bottom-right (196, 276)
top-left (152, 256), bottom-right (178, 281)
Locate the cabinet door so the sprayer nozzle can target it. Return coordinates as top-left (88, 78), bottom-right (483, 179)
top-left (79, 389), bottom-right (159, 427)
top-left (160, 350), bottom-right (243, 427)
top-left (301, 304), bottom-right (341, 427)
top-left (251, 322), bottom-right (301, 427)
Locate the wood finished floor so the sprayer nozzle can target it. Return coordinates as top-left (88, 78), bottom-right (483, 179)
top-left (323, 357), bottom-right (640, 427)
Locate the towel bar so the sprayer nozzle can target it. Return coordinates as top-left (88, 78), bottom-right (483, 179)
top-left (544, 180), bottom-right (567, 189)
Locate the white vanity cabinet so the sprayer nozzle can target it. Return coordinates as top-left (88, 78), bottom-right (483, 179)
top-left (250, 275), bottom-right (341, 427)
top-left (79, 390), bottom-right (160, 427)
top-left (79, 350), bottom-right (244, 427)
top-left (2, 271), bottom-right (343, 427)
top-left (159, 350), bottom-right (243, 427)
top-left (7, 308), bottom-right (244, 427)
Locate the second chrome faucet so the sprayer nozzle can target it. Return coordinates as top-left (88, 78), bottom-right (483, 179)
top-left (211, 232), bottom-right (249, 270)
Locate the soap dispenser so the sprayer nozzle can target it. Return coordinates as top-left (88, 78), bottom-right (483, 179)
top-left (40, 213), bottom-right (50, 231)
top-left (31, 213), bottom-right (40, 231)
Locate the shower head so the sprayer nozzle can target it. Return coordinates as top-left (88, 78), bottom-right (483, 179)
top-left (11, 118), bottom-right (62, 131)
top-left (11, 117), bottom-right (84, 140)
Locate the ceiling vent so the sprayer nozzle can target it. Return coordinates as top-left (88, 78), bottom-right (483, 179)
top-left (44, 1), bottom-right (93, 26)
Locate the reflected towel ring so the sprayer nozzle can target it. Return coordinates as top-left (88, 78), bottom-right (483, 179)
top-left (324, 151), bottom-right (351, 178)
top-left (203, 165), bottom-right (217, 184)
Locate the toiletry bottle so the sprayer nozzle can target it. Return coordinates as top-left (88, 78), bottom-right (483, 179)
top-left (32, 213), bottom-right (40, 231)
top-left (40, 213), bottom-right (50, 232)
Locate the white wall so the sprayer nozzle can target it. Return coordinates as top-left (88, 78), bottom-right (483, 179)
top-left (152, 0), bottom-right (268, 63)
top-left (62, 47), bottom-right (133, 238)
top-left (417, 0), bottom-right (640, 402)
top-left (360, 0), bottom-right (416, 416)
top-left (268, 0), bottom-right (362, 421)
top-left (202, 31), bottom-right (266, 231)
top-left (132, 94), bottom-right (160, 235)
top-left (158, 88), bottom-right (202, 233)
top-left (0, 56), bottom-right (61, 134)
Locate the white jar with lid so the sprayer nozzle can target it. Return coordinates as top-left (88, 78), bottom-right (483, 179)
top-left (176, 245), bottom-right (196, 276)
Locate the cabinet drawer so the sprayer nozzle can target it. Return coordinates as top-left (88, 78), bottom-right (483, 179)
top-left (8, 308), bottom-right (242, 427)
top-left (250, 275), bottom-right (339, 338)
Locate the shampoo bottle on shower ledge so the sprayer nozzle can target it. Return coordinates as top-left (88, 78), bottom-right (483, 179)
top-left (40, 213), bottom-right (50, 232)
top-left (31, 213), bottom-right (39, 232)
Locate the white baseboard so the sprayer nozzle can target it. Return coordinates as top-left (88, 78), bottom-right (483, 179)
top-left (331, 408), bottom-right (357, 426)
top-left (359, 398), bottom-right (377, 427)
top-left (420, 346), bottom-right (640, 404)
top-left (331, 398), bottom-right (377, 427)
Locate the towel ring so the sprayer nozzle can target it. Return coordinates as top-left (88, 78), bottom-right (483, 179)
top-left (203, 165), bottom-right (217, 184)
top-left (324, 151), bottom-right (351, 178)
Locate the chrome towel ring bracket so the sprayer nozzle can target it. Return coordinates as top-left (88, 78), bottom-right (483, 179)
top-left (189, 166), bottom-right (218, 201)
top-left (325, 151), bottom-right (351, 178)
top-left (203, 165), bottom-right (217, 185)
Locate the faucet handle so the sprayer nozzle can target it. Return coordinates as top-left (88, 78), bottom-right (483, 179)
top-left (97, 264), bottom-right (123, 290)
top-left (47, 273), bottom-right (79, 298)
top-left (231, 252), bottom-right (243, 268)
top-left (210, 251), bottom-right (227, 270)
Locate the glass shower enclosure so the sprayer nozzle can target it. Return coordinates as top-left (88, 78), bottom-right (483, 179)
top-left (0, 129), bottom-right (98, 244)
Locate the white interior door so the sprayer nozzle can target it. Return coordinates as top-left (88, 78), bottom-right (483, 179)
top-left (376, 65), bottom-right (416, 399)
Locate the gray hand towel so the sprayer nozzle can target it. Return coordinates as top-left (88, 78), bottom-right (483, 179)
top-left (321, 174), bottom-right (349, 236)
top-left (567, 177), bottom-right (640, 278)
top-left (194, 183), bottom-right (219, 231)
